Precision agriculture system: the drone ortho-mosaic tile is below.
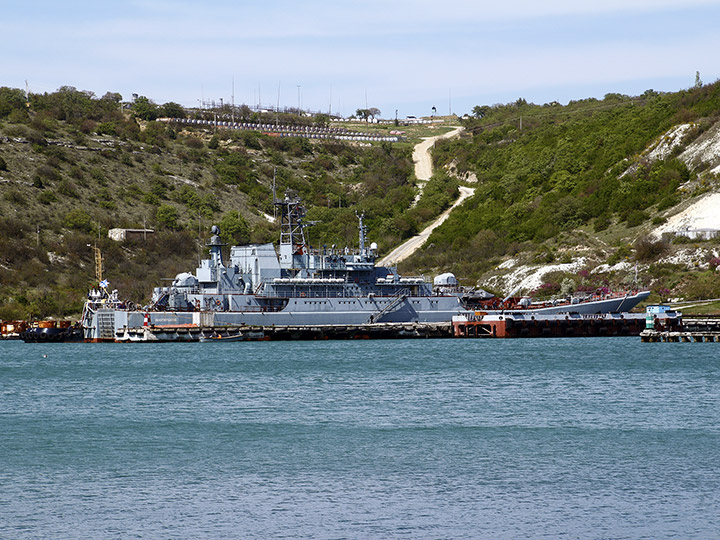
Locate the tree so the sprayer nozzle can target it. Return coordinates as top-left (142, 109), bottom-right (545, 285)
top-left (355, 108), bottom-right (370, 122)
top-left (472, 105), bottom-right (489, 118)
top-left (695, 71), bottom-right (703, 88)
top-left (101, 92), bottom-right (122, 103)
top-left (132, 96), bottom-right (159, 121)
top-left (161, 101), bottom-right (185, 119)
top-left (0, 87), bottom-right (28, 118)
top-left (156, 204), bottom-right (179, 229)
top-left (219, 210), bottom-right (250, 245)
top-left (368, 107), bottom-right (381, 121)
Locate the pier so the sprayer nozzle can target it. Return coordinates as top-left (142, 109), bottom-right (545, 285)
top-left (640, 316), bottom-right (720, 342)
top-left (453, 311), bottom-right (682, 339)
top-left (112, 321), bottom-right (453, 342)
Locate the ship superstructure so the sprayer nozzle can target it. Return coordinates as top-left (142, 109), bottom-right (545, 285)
top-left (146, 192), bottom-right (451, 322)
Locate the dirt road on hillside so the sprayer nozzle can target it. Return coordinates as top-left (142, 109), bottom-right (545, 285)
top-left (378, 126), bottom-right (472, 266)
top-left (413, 126), bottom-right (464, 181)
top-left (379, 185), bottom-right (475, 266)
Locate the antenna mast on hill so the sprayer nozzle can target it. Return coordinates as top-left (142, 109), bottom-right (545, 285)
top-left (272, 167), bottom-right (277, 221)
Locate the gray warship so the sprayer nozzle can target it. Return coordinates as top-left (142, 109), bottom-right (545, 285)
top-left (82, 193), bottom-right (649, 341)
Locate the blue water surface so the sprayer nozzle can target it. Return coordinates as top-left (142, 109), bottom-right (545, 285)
top-left (1, 338), bottom-right (719, 539)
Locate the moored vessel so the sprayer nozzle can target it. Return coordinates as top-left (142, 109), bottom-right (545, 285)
top-left (82, 193), bottom-right (650, 342)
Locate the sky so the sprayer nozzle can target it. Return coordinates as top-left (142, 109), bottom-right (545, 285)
top-left (2, 0), bottom-right (720, 118)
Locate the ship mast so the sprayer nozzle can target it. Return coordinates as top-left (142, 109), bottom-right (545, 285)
top-left (275, 191), bottom-right (310, 276)
top-left (276, 191), bottom-right (307, 254)
top-left (356, 211), bottom-right (367, 257)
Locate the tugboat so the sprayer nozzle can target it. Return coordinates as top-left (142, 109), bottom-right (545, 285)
top-left (82, 192), bottom-right (650, 342)
top-left (20, 320), bottom-right (83, 342)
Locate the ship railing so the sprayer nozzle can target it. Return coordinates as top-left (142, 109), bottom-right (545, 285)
top-left (224, 305), bottom-right (284, 313)
top-left (267, 288), bottom-right (413, 299)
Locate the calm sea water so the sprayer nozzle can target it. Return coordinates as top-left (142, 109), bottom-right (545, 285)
top-left (1, 338), bottom-right (719, 539)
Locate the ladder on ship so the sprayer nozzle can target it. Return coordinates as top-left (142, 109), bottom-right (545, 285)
top-left (367, 293), bottom-right (407, 324)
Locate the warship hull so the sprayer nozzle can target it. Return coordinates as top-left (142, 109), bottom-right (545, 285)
top-left (83, 291), bottom-right (650, 342)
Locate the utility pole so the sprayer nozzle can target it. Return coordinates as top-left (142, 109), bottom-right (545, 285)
top-left (297, 84), bottom-right (301, 113)
top-left (276, 82), bottom-right (280, 126)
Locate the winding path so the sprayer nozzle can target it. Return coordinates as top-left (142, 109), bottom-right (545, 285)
top-left (378, 127), bottom-right (472, 266)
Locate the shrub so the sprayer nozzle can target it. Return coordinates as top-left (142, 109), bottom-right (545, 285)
top-left (0, 154), bottom-right (8, 171)
top-left (57, 179), bottom-right (78, 198)
top-left (531, 281), bottom-right (561, 299)
top-left (35, 164), bottom-right (60, 182)
top-left (37, 190), bottom-right (57, 204)
top-left (64, 208), bottom-right (94, 232)
top-left (3, 189), bottom-right (24, 204)
top-left (185, 137), bottom-right (204, 149)
top-left (593, 216), bottom-right (611, 232)
top-left (623, 209), bottom-right (650, 228)
top-left (156, 204), bottom-right (179, 229)
top-left (90, 167), bottom-right (106, 185)
top-left (96, 122), bottom-right (117, 136)
top-left (634, 236), bottom-right (668, 262)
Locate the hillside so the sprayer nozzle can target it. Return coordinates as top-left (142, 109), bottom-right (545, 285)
top-left (0, 87), bottom-right (458, 319)
top-left (406, 83), bottom-right (720, 307)
top-left (4, 82), bottom-right (720, 319)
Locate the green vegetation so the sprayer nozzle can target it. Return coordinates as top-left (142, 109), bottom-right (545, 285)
top-left (3, 81), bottom-right (720, 319)
top-left (0, 85), bottom-right (445, 319)
top-left (408, 83), bottom-right (720, 300)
